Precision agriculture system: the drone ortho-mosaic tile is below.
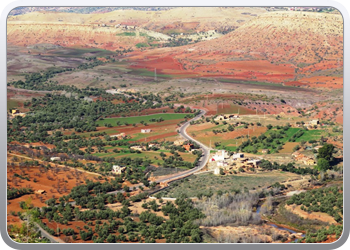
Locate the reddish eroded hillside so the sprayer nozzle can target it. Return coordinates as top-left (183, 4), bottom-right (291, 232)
top-left (7, 10), bottom-right (343, 88)
top-left (285, 76), bottom-right (343, 89)
top-left (127, 11), bottom-right (343, 87)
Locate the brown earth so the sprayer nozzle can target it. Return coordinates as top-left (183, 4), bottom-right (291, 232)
top-left (285, 204), bottom-right (338, 224)
top-left (200, 223), bottom-right (302, 243)
top-left (279, 142), bottom-right (300, 153)
top-left (286, 76), bottom-right (343, 89)
top-left (7, 7), bottom-right (266, 50)
top-left (187, 122), bottom-right (267, 147)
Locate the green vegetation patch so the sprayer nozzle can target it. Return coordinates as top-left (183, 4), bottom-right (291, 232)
top-left (286, 186), bottom-right (343, 223)
top-left (136, 43), bottom-right (149, 48)
top-left (159, 172), bottom-right (299, 198)
top-left (7, 99), bottom-right (21, 110)
top-left (97, 113), bottom-right (189, 126)
top-left (116, 32), bottom-right (136, 36)
top-left (238, 126), bottom-right (324, 154)
top-left (129, 68), bottom-right (176, 78)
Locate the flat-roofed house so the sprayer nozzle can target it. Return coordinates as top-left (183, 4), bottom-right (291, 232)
top-left (112, 165), bottom-right (126, 174)
top-left (111, 133), bottom-right (126, 139)
top-left (130, 145), bottom-right (146, 151)
top-left (141, 129), bottom-right (152, 133)
top-left (232, 153), bottom-right (244, 160)
top-left (304, 158), bottom-right (316, 165)
top-left (174, 139), bottom-right (186, 146)
top-left (50, 157), bottom-right (61, 162)
top-left (261, 149), bottom-right (269, 154)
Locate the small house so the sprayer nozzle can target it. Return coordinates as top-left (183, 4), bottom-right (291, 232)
top-left (304, 158), bottom-right (316, 165)
top-left (35, 190), bottom-right (46, 195)
top-left (308, 119), bottom-right (319, 125)
top-left (141, 129), bottom-right (152, 133)
top-left (214, 115), bottom-right (226, 121)
top-left (148, 143), bottom-right (160, 149)
top-left (211, 150), bottom-right (229, 161)
top-left (217, 161), bottom-right (228, 167)
top-left (50, 157), bottom-right (61, 162)
top-left (10, 109), bottom-right (19, 114)
top-left (111, 133), bottom-right (126, 139)
top-left (261, 149), bottom-right (269, 154)
top-left (112, 165), bottom-right (126, 174)
top-left (229, 114), bottom-right (240, 119)
top-left (130, 146), bottom-right (145, 151)
top-left (231, 153), bottom-right (244, 160)
top-left (213, 167), bottom-right (221, 175)
top-left (174, 139), bottom-right (186, 146)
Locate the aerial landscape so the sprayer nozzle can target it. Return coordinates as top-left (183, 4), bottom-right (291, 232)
top-left (6, 6), bottom-right (343, 244)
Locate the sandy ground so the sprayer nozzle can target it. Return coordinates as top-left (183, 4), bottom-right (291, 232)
top-left (285, 204), bottom-right (338, 224)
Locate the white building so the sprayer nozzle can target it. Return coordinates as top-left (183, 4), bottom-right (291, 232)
top-left (50, 157), bottom-right (61, 162)
top-left (247, 159), bottom-right (261, 167)
top-left (141, 129), bottom-right (152, 133)
top-left (211, 150), bottom-right (229, 162)
top-left (111, 133), bottom-right (126, 139)
top-left (231, 153), bottom-right (244, 160)
top-left (214, 167), bottom-right (221, 175)
top-left (112, 165), bottom-right (126, 174)
top-left (217, 161), bottom-right (229, 167)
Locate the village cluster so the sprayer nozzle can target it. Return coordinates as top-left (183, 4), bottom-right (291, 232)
top-left (208, 150), bottom-right (261, 175)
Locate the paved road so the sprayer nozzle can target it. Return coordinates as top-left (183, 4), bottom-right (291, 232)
top-left (107, 109), bottom-right (210, 195)
top-left (155, 109), bottom-right (210, 182)
top-left (35, 223), bottom-right (64, 243)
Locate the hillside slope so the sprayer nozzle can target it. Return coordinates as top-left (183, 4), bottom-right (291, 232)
top-left (127, 11), bottom-right (343, 87)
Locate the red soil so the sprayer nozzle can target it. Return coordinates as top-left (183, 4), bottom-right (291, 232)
top-left (131, 55), bottom-right (184, 73)
top-left (7, 163), bottom-right (98, 218)
top-left (286, 76), bottom-right (343, 89)
top-left (135, 132), bottom-right (178, 143)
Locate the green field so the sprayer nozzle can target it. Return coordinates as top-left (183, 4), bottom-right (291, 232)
top-left (158, 171), bottom-right (301, 198)
top-left (267, 127), bottom-right (324, 143)
top-left (136, 43), bottom-right (149, 48)
top-left (130, 68), bottom-right (175, 78)
top-left (50, 47), bottom-right (116, 58)
top-left (116, 32), bottom-right (136, 36)
top-left (242, 127), bottom-right (324, 154)
top-left (97, 113), bottom-right (190, 126)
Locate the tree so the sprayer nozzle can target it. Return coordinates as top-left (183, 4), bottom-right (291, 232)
top-left (317, 144), bottom-right (335, 162)
top-left (315, 158), bottom-right (330, 172)
top-left (293, 145), bottom-right (301, 152)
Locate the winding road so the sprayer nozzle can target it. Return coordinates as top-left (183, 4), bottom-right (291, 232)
top-left (107, 108), bottom-right (210, 195)
top-left (156, 109), bottom-right (210, 182)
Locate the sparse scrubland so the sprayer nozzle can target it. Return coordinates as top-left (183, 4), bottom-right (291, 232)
top-left (194, 192), bottom-right (261, 227)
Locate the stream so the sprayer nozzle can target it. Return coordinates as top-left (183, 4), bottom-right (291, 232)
top-left (256, 205), bottom-right (305, 241)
